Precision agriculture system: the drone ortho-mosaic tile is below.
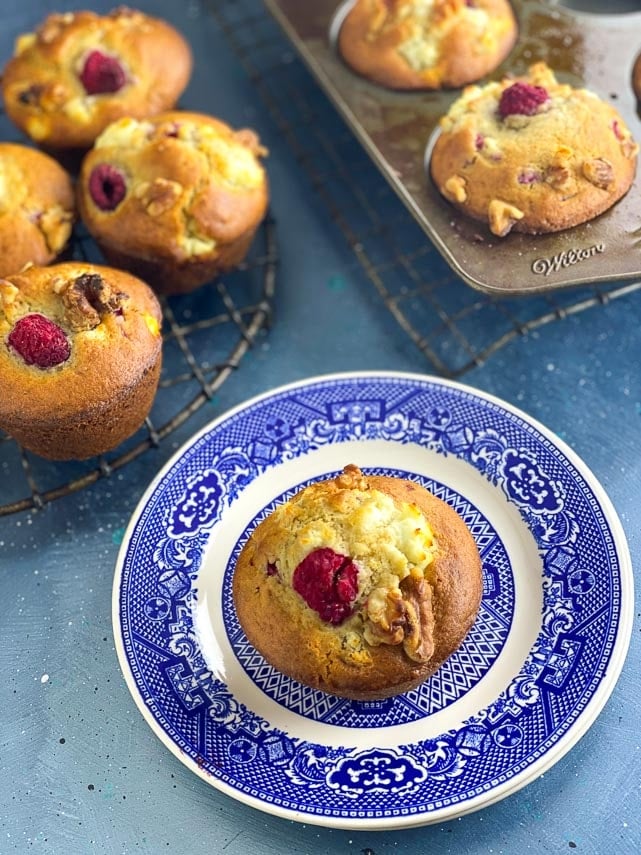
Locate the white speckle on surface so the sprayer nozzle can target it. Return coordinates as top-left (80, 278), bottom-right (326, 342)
top-left (40, 674), bottom-right (49, 683)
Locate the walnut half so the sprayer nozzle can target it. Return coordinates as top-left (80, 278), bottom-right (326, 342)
top-left (56, 272), bottom-right (126, 331)
top-left (134, 178), bottom-right (182, 217)
top-left (363, 575), bottom-right (435, 664)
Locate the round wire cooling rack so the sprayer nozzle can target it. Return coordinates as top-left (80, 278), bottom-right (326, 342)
top-left (0, 214), bottom-right (278, 517)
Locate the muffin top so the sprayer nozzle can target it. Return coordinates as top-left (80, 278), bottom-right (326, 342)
top-left (1, 7), bottom-right (193, 149)
top-left (430, 62), bottom-right (639, 235)
top-left (252, 464), bottom-right (439, 648)
top-left (338, 0), bottom-right (518, 90)
top-left (77, 111), bottom-right (268, 264)
top-left (0, 143), bottom-right (75, 275)
top-left (0, 261), bottom-right (162, 420)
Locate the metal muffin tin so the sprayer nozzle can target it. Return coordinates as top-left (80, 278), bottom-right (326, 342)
top-left (264, 0), bottom-right (641, 296)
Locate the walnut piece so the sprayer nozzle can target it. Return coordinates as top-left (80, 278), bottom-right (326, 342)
top-left (363, 576), bottom-right (435, 665)
top-left (37, 13), bottom-right (73, 45)
top-left (134, 178), bottom-right (182, 216)
top-left (621, 138), bottom-right (639, 159)
top-left (488, 199), bottom-right (524, 237)
top-left (443, 175), bottom-right (468, 204)
top-left (0, 280), bottom-right (20, 311)
top-left (234, 128), bottom-right (269, 158)
top-left (335, 464), bottom-right (369, 492)
top-left (364, 587), bottom-right (406, 648)
top-left (38, 82), bottom-right (69, 111)
top-left (582, 158), bottom-right (614, 190)
top-left (39, 206), bottom-right (73, 254)
top-left (59, 272), bottom-right (126, 331)
top-left (399, 575), bottom-right (435, 664)
top-left (545, 164), bottom-right (575, 193)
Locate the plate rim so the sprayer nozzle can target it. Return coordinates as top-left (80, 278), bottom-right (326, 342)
top-left (111, 369), bottom-right (634, 830)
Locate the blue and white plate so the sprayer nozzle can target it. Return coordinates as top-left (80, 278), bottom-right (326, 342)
top-left (112, 371), bottom-right (633, 829)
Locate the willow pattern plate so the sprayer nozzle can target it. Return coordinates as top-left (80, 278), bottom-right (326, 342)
top-left (112, 371), bottom-right (633, 829)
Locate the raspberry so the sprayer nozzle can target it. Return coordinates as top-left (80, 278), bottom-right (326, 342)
top-left (88, 164), bottom-right (127, 211)
top-left (498, 82), bottom-right (549, 119)
top-left (79, 50), bottom-right (126, 95)
top-left (292, 548), bottom-right (359, 625)
top-left (8, 314), bottom-right (70, 368)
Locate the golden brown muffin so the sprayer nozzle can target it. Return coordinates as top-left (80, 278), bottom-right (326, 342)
top-left (1, 7), bottom-right (192, 152)
top-left (76, 111), bottom-right (269, 295)
top-left (0, 261), bottom-right (162, 460)
top-left (337, 0), bottom-right (518, 90)
top-left (233, 464), bottom-right (483, 701)
top-left (0, 143), bottom-right (75, 277)
top-left (430, 62), bottom-right (639, 236)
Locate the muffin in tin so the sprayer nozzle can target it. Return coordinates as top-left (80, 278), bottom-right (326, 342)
top-left (1, 7), bottom-right (192, 153)
top-left (0, 143), bottom-right (75, 277)
top-left (232, 464), bottom-right (483, 701)
top-left (430, 62), bottom-right (639, 236)
top-left (0, 261), bottom-right (163, 460)
top-left (338, 0), bottom-right (518, 90)
top-left (77, 110), bottom-right (269, 295)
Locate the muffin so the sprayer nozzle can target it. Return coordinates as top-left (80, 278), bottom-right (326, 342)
top-left (76, 111), bottom-right (269, 295)
top-left (0, 143), bottom-right (75, 277)
top-left (337, 0), bottom-right (518, 90)
top-left (232, 464), bottom-right (483, 701)
top-left (1, 7), bottom-right (192, 152)
top-left (429, 62), bottom-right (639, 236)
top-left (0, 261), bottom-right (162, 460)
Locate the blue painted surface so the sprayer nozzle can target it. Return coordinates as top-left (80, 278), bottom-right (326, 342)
top-left (1, 1), bottom-right (640, 853)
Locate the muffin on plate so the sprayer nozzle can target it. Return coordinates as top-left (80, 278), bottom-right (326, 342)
top-left (232, 464), bottom-right (483, 701)
top-left (0, 143), bottom-right (75, 277)
top-left (0, 261), bottom-right (162, 460)
top-left (1, 7), bottom-right (192, 153)
top-left (76, 110), bottom-right (269, 295)
top-left (430, 62), bottom-right (639, 236)
top-left (337, 0), bottom-right (518, 90)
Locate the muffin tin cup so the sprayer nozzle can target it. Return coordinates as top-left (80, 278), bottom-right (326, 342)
top-left (265, 0), bottom-right (641, 296)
